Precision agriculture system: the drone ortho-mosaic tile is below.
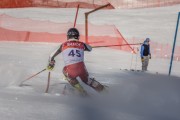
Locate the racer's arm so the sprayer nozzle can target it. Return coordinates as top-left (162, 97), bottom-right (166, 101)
top-left (47, 45), bottom-right (62, 70)
top-left (84, 43), bottom-right (92, 52)
top-left (140, 45), bottom-right (144, 58)
top-left (49, 45), bottom-right (62, 62)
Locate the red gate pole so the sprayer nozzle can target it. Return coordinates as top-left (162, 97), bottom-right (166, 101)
top-left (74, 4), bottom-right (80, 28)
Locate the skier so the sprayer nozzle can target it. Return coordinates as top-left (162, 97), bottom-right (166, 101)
top-left (47, 28), bottom-right (105, 96)
top-left (140, 38), bottom-right (151, 71)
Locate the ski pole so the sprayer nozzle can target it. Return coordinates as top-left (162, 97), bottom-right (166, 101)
top-left (45, 71), bottom-right (51, 93)
top-left (19, 68), bottom-right (47, 86)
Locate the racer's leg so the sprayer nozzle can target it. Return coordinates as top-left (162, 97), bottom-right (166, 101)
top-left (63, 67), bottom-right (87, 95)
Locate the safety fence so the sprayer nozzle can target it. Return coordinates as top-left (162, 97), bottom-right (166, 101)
top-left (0, 14), bottom-right (179, 61)
top-left (0, 0), bottom-right (180, 9)
top-left (0, 14), bottom-right (133, 52)
top-left (112, 0), bottom-right (180, 9)
top-left (128, 38), bottom-right (180, 62)
top-left (0, 0), bottom-right (113, 8)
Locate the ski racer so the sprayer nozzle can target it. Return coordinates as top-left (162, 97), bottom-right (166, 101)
top-left (47, 28), bottom-right (105, 96)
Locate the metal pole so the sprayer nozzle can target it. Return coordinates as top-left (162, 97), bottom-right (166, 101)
top-left (45, 72), bottom-right (51, 93)
top-left (19, 68), bottom-right (46, 86)
top-left (85, 13), bottom-right (88, 43)
top-left (115, 28), bottom-right (137, 54)
top-left (169, 12), bottom-right (180, 76)
top-left (85, 3), bottom-right (112, 44)
top-left (92, 43), bottom-right (142, 48)
top-left (74, 4), bottom-right (80, 28)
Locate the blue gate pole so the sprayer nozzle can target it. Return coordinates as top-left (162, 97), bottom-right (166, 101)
top-left (169, 12), bottom-right (180, 76)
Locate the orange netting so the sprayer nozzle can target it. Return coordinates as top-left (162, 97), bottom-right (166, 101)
top-left (0, 14), bottom-right (133, 53)
top-left (0, 0), bottom-right (180, 9)
top-left (127, 38), bottom-right (180, 62)
top-left (110, 0), bottom-right (180, 9)
top-left (0, 13), bottom-right (179, 61)
top-left (0, 0), bottom-right (114, 9)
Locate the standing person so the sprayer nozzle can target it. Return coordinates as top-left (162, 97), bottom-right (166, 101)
top-left (47, 28), bottom-right (105, 96)
top-left (140, 38), bottom-right (151, 71)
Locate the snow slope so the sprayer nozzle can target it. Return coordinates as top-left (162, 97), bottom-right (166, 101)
top-left (0, 5), bottom-right (180, 120)
top-left (0, 41), bottom-right (180, 120)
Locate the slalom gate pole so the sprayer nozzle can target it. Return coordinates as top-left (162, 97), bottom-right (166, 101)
top-left (73, 4), bottom-right (80, 28)
top-left (19, 68), bottom-right (46, 86)
top-left (169, 12), bottom-right (180, 76)
top-left (45, 72), bottom-right (51, 93)
top-left (92, 43), bottom-right (142, 48)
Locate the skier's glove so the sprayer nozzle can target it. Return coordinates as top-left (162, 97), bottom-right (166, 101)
top-left (141, 57), bottom-right (144, 62)
top-left (47, 60), bottom-right (55, 71)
